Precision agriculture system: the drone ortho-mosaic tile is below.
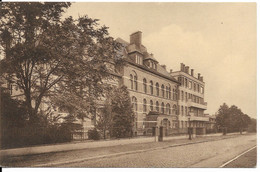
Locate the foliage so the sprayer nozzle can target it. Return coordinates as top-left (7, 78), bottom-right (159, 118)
top-left (96, 99), bottom-right (113, 139)
top-left (215, 103), bottom-right (252, 134)
top-left (96, 86), bottom-right (134, 139)
top-left (88, 128), bottom-right (100, 140)
top-left (0, 87), bottom-right (73, 148)
top-left (247, 118), bottom-right (256, 133)
top-left (110, 86), bottom-right (135, 138)
top-left (0, 2), bottom-right (121, 125)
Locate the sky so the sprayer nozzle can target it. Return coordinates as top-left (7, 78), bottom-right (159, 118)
top-left (64, 2), bottom-right (257, 118)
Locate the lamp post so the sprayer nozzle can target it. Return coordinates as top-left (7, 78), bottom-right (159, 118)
top-left (188, 115), bottom-right (192, 140)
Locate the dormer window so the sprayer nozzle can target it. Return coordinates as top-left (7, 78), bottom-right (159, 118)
top-left (135, 55), bottom-right (143, 65)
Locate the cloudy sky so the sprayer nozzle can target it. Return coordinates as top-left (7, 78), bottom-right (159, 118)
top-left (64, 2), bottom-right (256, 118)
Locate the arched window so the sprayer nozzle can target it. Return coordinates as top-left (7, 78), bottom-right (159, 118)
top-left (161, 84), bottom-right (165, 98)
top-left (169, 86), bottom-right (171, 99)
top-left (185, 106), bottom-right (187, 116)
top-left (161, 102), bottom-right (165, 114)
top-left (181, 91), bottom-right (184, 101)
top-left (134, 75), bottom-right (138, 91)
top-left (166, 86), bottom-right (168, 99)
top-left (156, 101), bottom-right (159, 112)
top-left (181, 106), bottom-right (184, 116)
top-left (172, 88), bottom-right (175, 100)
top-left (130, 74), bottom-right (133, 89)
top-left (185, 92), bottom-right (187, 101)
top-left (150, 81), bottom-right (153, 95)
top-left (143, 99), bottom-right (147, 112)
top-left (156, 83), bottom-right (159, 96)
top-left (173, 105), bottom-right (177, 115)
top-left (150, 100), bottom-right (153, 111)
top-left (143, 78), bottom-right (147, 93)
top-left (166, 103), bottom-right (170, 115)
top-left (132, 96), bottom-right (137, 111)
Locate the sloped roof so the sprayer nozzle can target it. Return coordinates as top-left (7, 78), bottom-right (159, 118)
top-left (115, 37), bottom-right (179, 84)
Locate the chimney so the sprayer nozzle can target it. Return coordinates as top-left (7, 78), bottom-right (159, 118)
top-left (130, 31), bottom-right (142, 48)
top-left (170, 69), bottom-right (173, 73)
top-left (180, 63), bottom-right (183, 71)
top-left (191, 69), bottom-right (194, 76)
top-left (185, 66), bottom-right (189, 74)
top-left (201, 76), bottom-right (203, 82)
top-left (161, 65), bottom-right (166, 70)
top-left (198, 73), bottom-right (201, 79)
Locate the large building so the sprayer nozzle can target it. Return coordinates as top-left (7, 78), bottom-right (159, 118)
top-left (170, 63), bottom-right (209, 135)
top-left (115, 31), bottom-right (209, 136)
top-left (116, 31), bottom-right (179, 135)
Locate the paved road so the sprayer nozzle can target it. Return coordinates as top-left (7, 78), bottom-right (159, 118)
top-left (58, 134), bottom-right (256, 167)
top-left (223, 147), bottom-right (257, 168)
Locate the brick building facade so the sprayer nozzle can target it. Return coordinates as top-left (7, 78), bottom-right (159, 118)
top-left (115, 31), bottom-right (209, 136)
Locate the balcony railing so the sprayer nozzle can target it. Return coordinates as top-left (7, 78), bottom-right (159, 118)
top-left (188, 112), bottom-right (209, 122)
top-left (187, 99), bottom-right (207, 110)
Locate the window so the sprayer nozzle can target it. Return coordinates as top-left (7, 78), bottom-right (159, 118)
top-left (156, 83), bottom-right (159, 96)
top-left (172, 89), bottom-right (175, 100)
top-left (156, 101), bottom-right (159, 112)
top-left (173, 105), bottom-right (177, 115)
top-left (150, 100), bottom-right (153, 111)
top-left (143, 99), bottom-right (147, 112)
top-left (166, 103), bottom-right (170, 115)
top-left (130, 74), bottom-right (133, 89)
top-left (197, 84), bottom-right (200, 92)
top-left (161, 102), bottom-right (165, 114)
top-left (185, 106), bottom-right (187, 116)
top-left (185, 92), bottom-right (187, 101)
top-left (143, 78), bottom-right (147, 93)
top-left (181, 91), bottom-right (184, 101)
top-left (185, 121), bottom-right (187, 128)
top-left (189, 81), bottom-right (192, 89)
top-left (161, 85), bottom-right (165, 98)
top-left (169, 86), bottom-right (171, 99)
top-left (194, 83), bottom-right (196, 91)
top-left (135, 55), bottom-right (143, 65)
top-left (185, 78), bottom-right (188, 87)
top-left (201, 86), bottom-right (204, 94)
top-left (134, 75), bottom-right (138, 90)
top-left (166, 86), bottom-right (168, 99)
top-left (181, 106), bottom-right (184, 116)
top-left (150, 81), bottom-right (153, 95)
top-left (132, 96), bottom-right (137, 111)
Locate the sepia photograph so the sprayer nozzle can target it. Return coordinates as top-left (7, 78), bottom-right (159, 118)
top-left (0, 1), bottom-right (257, 169)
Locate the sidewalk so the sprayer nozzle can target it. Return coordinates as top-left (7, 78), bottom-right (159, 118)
top-left (0, 132), bottom-right (238, 157)
top-left (0, 132), bottom-right (249, 167)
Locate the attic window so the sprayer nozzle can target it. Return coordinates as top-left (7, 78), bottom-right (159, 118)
top-left (135, 55), bottom-right (143, 65)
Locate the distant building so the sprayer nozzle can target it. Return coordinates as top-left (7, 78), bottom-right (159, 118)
top-left (205, 114), bottom-right (217, 133)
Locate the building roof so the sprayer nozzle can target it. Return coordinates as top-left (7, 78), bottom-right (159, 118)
top-left (116, 36), bottom-right (179, 84)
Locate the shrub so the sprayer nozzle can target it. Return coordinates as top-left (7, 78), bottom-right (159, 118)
top-left (88, 128), bottom-right (100, 140)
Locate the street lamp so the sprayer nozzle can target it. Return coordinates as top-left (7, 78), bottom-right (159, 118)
top-left (188, 115), bottom-right (192, 140)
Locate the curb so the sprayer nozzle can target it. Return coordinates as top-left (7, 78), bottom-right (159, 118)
top-left (32, 135), bottom-right (239, 167)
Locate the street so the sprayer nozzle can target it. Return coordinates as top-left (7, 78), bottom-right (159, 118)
top-left (1, 133), bottom-right (256, 168)
top-left (59, 134), bottom-right (256, 167)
